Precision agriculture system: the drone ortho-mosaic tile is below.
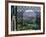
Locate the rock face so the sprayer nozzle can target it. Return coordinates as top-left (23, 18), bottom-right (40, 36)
top-left (23, 10), bottom-right (36, 21)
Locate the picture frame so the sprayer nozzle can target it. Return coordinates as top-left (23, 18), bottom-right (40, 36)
top-left (5, 1), bottom-right (45, 36)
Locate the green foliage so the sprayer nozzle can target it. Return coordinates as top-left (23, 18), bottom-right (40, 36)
top-left (16, 17), bottom-right (40, 31)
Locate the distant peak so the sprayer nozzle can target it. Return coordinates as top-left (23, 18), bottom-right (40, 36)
top-left (25, 10), bottom-right (34, 12)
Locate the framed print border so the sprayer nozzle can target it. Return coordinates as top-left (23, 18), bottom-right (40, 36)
top-left (5, 0), bottom-right (45, 36)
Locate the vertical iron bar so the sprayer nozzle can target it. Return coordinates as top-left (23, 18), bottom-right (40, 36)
top-left (15, 6), bottom-right (17, 31)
